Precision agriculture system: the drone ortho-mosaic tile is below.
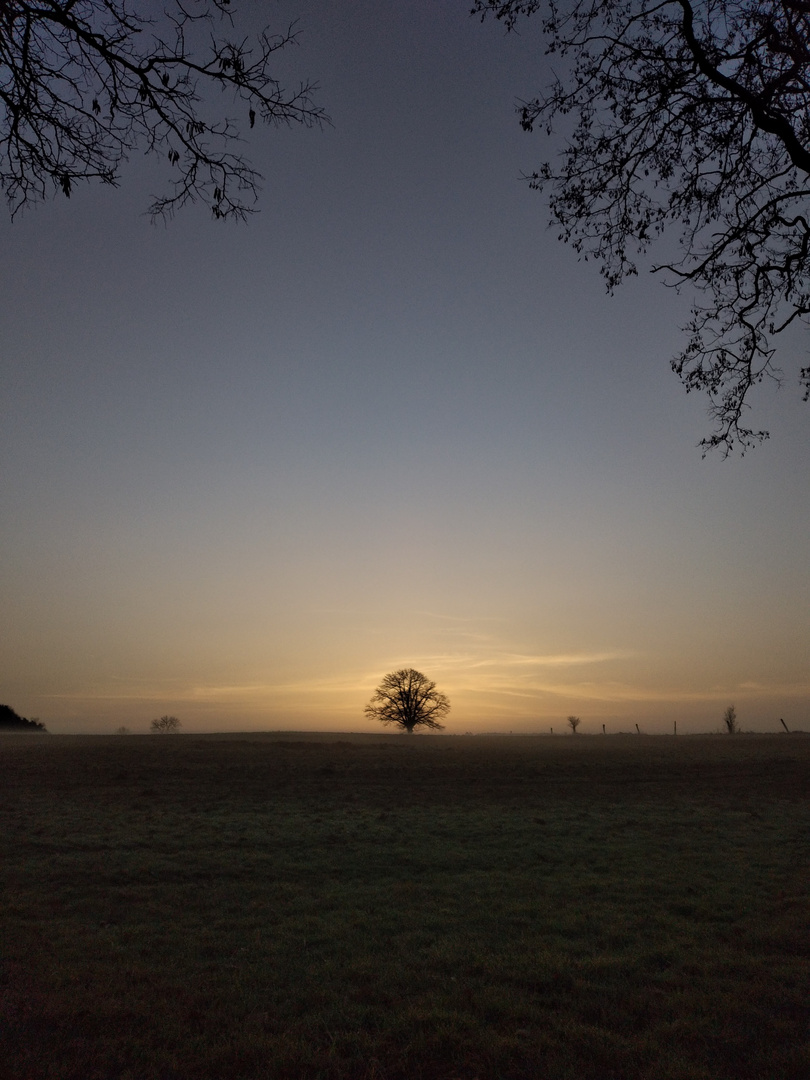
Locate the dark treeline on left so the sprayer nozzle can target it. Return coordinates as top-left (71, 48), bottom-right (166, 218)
top-left (0, 704), bottom-right (47, 732)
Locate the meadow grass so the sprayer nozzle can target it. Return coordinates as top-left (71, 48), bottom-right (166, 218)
top-left (1, 732), bottom-right (808, 1079)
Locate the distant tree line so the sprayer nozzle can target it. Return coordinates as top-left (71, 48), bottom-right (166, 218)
top-left (0, 704), bottom-right (47, 731)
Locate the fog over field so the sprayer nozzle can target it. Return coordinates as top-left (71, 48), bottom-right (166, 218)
top-left (1, 0), bottom-right (808, 734)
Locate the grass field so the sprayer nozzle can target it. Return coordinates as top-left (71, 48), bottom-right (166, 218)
top-left (1, 732), bottom-right (808, 1080)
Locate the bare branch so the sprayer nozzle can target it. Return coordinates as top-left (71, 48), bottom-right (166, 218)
top-left (474, 0), bottom-right (810, 452)
top-left (0, 1), bottom-right (328, 220)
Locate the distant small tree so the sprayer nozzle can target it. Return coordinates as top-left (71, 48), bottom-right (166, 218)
top-left (116, 726), bottom-right (131, 735)
top-left (567, 715), bottom-right (581, 734)
top-left (723, 705), bottom-right (738, 735)
top-left (150, 715), bottom-right (181, 734)
top-left (365, 669), bottom-right (450, 733)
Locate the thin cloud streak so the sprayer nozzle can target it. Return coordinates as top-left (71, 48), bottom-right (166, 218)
top-left (496, 651), bottom-right (634, 667)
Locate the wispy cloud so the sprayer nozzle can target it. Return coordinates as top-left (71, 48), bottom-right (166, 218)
top-left (415, 610), bottom-right (508, 624)
top-left (495, 651), bottom-right (633, 667)
top-left (378, 648), bottom-right (633, 676)
top-left (134, 649), bottom-right (635, 706)
top-left (39, 647), bottom-right (810, 722)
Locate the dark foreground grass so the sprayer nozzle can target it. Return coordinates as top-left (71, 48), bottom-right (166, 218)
top-left (1, 732), bottom-right (808, 1080)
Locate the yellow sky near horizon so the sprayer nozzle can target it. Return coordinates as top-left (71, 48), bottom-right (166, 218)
top-left (16, 630), bottom-right (809, 735)
top-left (5, 457), bottom-right (808, 735)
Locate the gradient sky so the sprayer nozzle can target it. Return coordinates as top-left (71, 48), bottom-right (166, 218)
top-left (2, 0), bottom-right (808, 734)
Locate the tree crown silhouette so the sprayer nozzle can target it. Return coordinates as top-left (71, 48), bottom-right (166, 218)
top-left (365, 669), bottom-right (450, 733)
top-left (1, 0), bottom-right (327, 220)
top-left (0, 703), bottom-right (47, 731)
top-left (150, 714), bottom-right (181, 733)
top-left (474, 0), bottom-right (810, 453)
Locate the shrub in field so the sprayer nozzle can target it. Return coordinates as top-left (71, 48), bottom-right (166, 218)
top-left (567, 715), bottom-right (581, 734)
top-left (723, 705), bottom-right (738, 735)
top-left (150, 715), bottom-right (181, 734)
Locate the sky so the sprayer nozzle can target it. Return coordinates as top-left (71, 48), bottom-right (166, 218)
top-left (1, 0), bottom-right (808, 735)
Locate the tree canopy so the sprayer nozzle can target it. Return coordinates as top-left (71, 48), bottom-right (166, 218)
top-left (473, 0), bottom-right (810, 452)
top-left (365, 669), bottom-right (450, 733)
top-left (0, 0), bottom-right (326, 220)
top-left (0, 703), bottom-right (47, 731)
top-left (150, 714), bottom-right (181, 733)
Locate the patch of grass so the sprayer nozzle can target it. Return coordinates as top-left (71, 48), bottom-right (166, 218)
top-left (1, 733), bottom-right (808, 1079)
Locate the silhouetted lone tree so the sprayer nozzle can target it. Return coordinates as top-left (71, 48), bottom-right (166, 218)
top-left (473, 1), bottom-right (810, 453)
top-left (0, 1), bottom-right (327, 220)
top-left (723, 704), bottom-right (738, 734)
top-left (0, 703), bottom-right (47, 731)
top-left (150, 714), bottom-right (181, 733)
top-left (567, 714), bottom-right (581, 734)
top-left (365, 669), bottom-right (450, 733)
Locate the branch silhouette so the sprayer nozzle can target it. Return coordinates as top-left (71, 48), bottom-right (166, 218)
top-left (474, 0), bottom-right (810, 452)
top-left (1, 1), bottom-right (328, 220)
